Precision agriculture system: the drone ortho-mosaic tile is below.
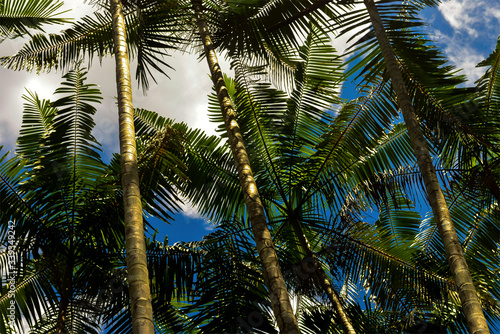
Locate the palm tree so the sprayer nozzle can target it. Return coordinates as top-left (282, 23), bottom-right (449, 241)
top-left (0, 66), bottom-right (189, 332)
top-left (0, 3), bottom-right (215, 332)
top-left (189, 1), bottom-right (300, 332)
top-left (109, 0), bottom-right (155, 332)
top-left (205, 1), bottom-right (495, 332)
top-left (0, 66), bottom-right (121, 333)
top-left (179, 28), bottom-right (400, 332)
top-left (3, 1), bottom-right (498, 331)
top-left (0, 6), bottom-right (302, 329)
top-left (179, 25), bottom-right (500, 331)
top-left (7, 2), bottom-right (188, 331)
top-left (360, 1), bottom-right (488, 332)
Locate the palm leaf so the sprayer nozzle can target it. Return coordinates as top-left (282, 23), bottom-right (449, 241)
top-left (0, 0), bottom-right (69, 40)
top-left (1, 2), bottom-right (187, 90)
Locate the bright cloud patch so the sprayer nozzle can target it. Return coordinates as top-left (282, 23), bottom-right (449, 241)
top-left (438, 0), bottom-right (486, 37)
top-left (427, 0), bottom-right (500, 83)
top-left (433, 31), bottom-right (486, 82)
top-left (177, 196), bottom-right (215, 231)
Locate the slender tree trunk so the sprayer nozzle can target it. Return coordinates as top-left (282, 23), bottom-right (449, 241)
top-left (55, 296), bottom-right (69, 333)
top-left (191, 1), bottom-right (300, 333)
top-left (363, 1), bottom-right (489, 333)
top-left (290, 218), bottom-right (356, 334)
top-left (55, 267), bottom-right (72, 333)
top-left (110, 0), bottom-right (154, 333)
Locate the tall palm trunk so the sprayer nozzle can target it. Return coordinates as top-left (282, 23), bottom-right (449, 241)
top-left (55, 261), bottom-right (73, 333)
top-left (191, 1), bottom-right (300, 333)
top-left (363, 1), bottom-right (489, 333)
top-left (110, 0), bottom-right (154, 333)
top-left (290, 218), bottom-right (356, 333)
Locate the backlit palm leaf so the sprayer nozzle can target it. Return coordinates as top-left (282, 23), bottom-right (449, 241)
top-left (0, 0), bottom-right (69, 40)
top-left (1, 1), bottom-right (187, 90)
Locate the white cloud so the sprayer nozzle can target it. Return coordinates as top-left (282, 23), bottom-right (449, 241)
top-left (438, 0), bottom-right (500, 37)
top-left (432, 31), bottom-right (486, 82)
top-left (177, 197), bottom-right (215, 231)
top-left (429, 0), bottom-right (500, 83)
top-left (0, 121), bottom-right (17, 153)
top-left (178, 197), bottom-right (202, 220)
top-left (492, 8), bottom-right (500, 20)
top-left (438, 0), bottom-right (485, 37)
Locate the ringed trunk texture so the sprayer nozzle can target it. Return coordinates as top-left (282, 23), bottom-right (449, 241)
top-left (363, 1), bottom-right (489, 333)
top-left (290, 218), bottom-right (356, 334)
top-left (110, 0), bottom-right (155, 333)
top-left (192, 1), bottom-right (300, 333)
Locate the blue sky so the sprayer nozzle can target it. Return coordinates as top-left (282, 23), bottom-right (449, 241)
top-left (422, 0), bottom-right (500, 83)
top-left (0, 0), bottom-right (499, 244)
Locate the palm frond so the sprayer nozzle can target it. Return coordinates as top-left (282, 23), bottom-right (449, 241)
top-left (134, 108), bottom-right (244, 223)
top-left (16, 90), bottom-right (58, 161)
top-left (0, 0), bottom-right (69, 40)
top-left (189, 220), bottom-right (277, 334)
top-left (1, 3), bottom-right (187, 90)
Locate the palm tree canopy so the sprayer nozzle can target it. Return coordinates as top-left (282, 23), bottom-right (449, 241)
top-left (0, 0), bottom-right (69, 41)
top-left (0, 66), bottom-right (189, 332)
top-left (0, 0), bottom-right (188, 90)
top-left (1, 0), bottom-right (500, 332)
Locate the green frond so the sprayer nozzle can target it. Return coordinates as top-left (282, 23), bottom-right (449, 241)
top-left (134, 108), bottom-right (244, 223)
top-left (1, 12), bottom-right (115, 73)
top-left (311, 82), bottom-right (404, 212)
top-left (476, 37), bottom-right (500, 117)
top-left (41, 66), bottom-right (105, 185)
top-left (0, 151), bottom-right (40, 226)
top-left (0, 261), bottom-right (58, 332)
top-left (147, 239), bottom-right (204, 304)
top-left (323, 220), bottom-right (458, 323)
top-left (0, 0), bottom-right (69, 40)
top-left (182, 131), bottom-right (244, 223)
top-left (230, 58), bottom-right (290, 202)
top-left (1, 3), bottom-right (186, 90)
top-left (332, 122), bottom-right (415, 212)
top-left (16, 90), bottom-right (58, 161)
top-left (189, 220), bottom-right (277, 334)
top-left (413, 193), bottom-right (500, 327)
top-left (136, 125), bottom-right (187, 223)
